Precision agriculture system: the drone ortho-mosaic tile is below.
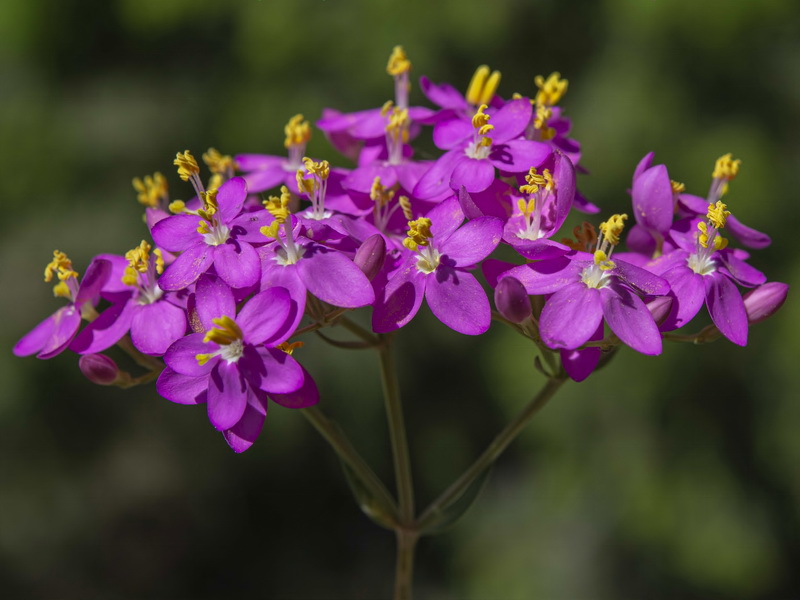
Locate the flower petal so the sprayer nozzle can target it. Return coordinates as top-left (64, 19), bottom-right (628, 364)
top-left (488, 140), bottom-right (551, 173)
top-left (632, 163), bottom-right (673, 234)
top-left (425, 267), bottom-right (490, 335)
top-left (372, 259), bottom-right (426, 333)
top-left (419, 76), bottom-right (468, 110)
top-left (539, 283), bottom-right (603, 350)
top-left (560, 322), bottom-right (603, 382)
top-left (222, 388), bottom-right (268, 453)
top-left (450, 157), bottom-right (495, 193)
top-left (237, 287), bottom-right (292, 345)
top-left (156, 367), bottom-right (208, 405)
top-left (164, 332), bottom-right (216, 376)
top-left (151, 214), bottom-right (203, 253)
top-left (705, 272), bottom-right (748, 346)
top-left (489, 98), bottom-right (533, 143)
top-left (195, 274), bottom-right (236, 329)
top-left (296, 244), bottom-right (375, 308)
top-left (70, 300), bottom-right (135, 355)
top-left (38, 305), bottom-right (82, 359)
top-left (269, 365), bottom-right (319, 408)
top-left (130, 301), bottom-right (187, 355)
top-left (660, 266), bottom-right (706, 331)
top-left (158, 243), bottom-right (213, 291)
top-left (412, 149), bottom-right (461, 201)
top-left (613, 259), bottom-right (671, 296)
top-left (252, 347), bottom-right (305, 394)
top-left (439, 216), bottom-right (503, 267)
top-left (504, 256), bottom-right (582, 295)
top-left (213, 240), bottom-right (261, 289)
top-left (601, 284), bottom-right (662, 355)
top-left (14, 312), bottom-right (57, 357)
top-left (208, 362), bottom-right (249, 431)
top-left (432, 118), bottom-right (472, 150)
top-left (216, 176), bottom-right (247, 224)
top-left (75, 258), bottom-right (113, 306)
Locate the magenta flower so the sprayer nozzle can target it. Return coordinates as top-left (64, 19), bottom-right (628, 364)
top-left (372, 197), bottom-right (503, 335)
top-left (413, 100), bottom-right (551, 200)
top-left (14, 252), bottom-right (111, 359)
top-left (157, 275), bottom-right (312, 452)
top-left (650, 202), bottom-right (766, 346)
top-left (70, 241), bottom-right (187, 356)
top-left (501, 214), bottom-right (670, 355)
top-left (152, 176), bottom-right (262, 291)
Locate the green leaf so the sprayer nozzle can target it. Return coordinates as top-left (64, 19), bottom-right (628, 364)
top-left (340, 460), bottom-right (398, 530)
top-left (418, 465), bottom-right (493, 535)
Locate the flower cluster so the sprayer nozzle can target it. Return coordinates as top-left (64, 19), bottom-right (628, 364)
top-left (15, 47), bottom-right (788, 450)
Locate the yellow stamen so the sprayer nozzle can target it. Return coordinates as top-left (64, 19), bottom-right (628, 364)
top-left (599, 214), bottom-right (628, 246)
top-left (706, 200), bottom-right (730, 229)
top-left (712, 153), bottom-right (741, 181)
top-left (403, 217), bottom-right (433, 251)
top-left (593, 250), bottom-right (616, 271)
top-left (670, 180), bottom-right (686, 194)
top-left (132, 172), bottom-right (168, 208)
top-left (277, 341), bottom-right (305, 355)
top-left (168, 200), bottom-right (186, 214)
top-left (370, 177), bottom-right (395, 207)
top-left (203, 315), bottom-right (243, 345)
top-left (399, 196), bottom-right (413, 220)
top-left (303, 157), bottom-right (330, 181)
top-left (561, 222), bottom-right (598, 252)
top-left (263, 185), bottom-right (292, 225)
top-left (466, 65), bottom-right (501, 106)
top-left (195, 353), bottom-right (213, 366)
top-left (296, 169), bottom-right (316, 196)
top-left (122, 240), bottom-right (157, 286)
top-left (207, 173), bottom-right (223, 193)
top-left (386, 107), bottom-right (410, 143)
top-left (471, 104), bottom-right (491, 130)
top-left (44, 250), bottom-right (79, 283)
top-left (203, 148), bottom-right (236, 175)
top-left (153, 249), bottom-right (164, 275)
top-left (532, 105), bottom-right (555, 140)
top-left (534, 72), bottom-right (568, 107)
top-left (196, 189), bottom-right (218, 222)
top-left (174, 150), bottom-right (200, 182)
top-left (52, 281), bottom-right (72, 299)
top-left (284, 114), bottom-right (311, 149)
top-left (517, 197), bottom-right (536, 218)
top-left (519, 167), bottom-right (554, 195)
top-left (386, 45), bottom-right (411, 76)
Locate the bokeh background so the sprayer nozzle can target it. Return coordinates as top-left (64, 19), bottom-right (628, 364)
top-left (2, 0), bottom-right (799, 598)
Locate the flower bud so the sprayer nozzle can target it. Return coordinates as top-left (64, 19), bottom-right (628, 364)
top-left (646, 295), bottom-right (673, 326)
top-left (743, 282), bottom-right (789, 324)
top-left (79, 353), bottom-right (120, 386)
top-left (495, 277), bottom-right (532, 323)
top-left (354, 234), bottom-right (386, 281)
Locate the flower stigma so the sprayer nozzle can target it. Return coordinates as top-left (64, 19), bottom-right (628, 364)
top-left (516, 167), bottom-right (555, 240)
top-left (465, 104), bottom-right (494, 159)
top-left (688, 200), bottom-right (730, 275)
top-left (122, 240), bottom-right (164, 305)
top-left (465, 65), bottom-right (501, 107)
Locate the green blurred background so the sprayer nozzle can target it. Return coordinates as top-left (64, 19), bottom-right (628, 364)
top-left (2, 0), bottom-right (799, 598)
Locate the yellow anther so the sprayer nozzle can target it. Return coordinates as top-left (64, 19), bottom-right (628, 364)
top-left (519, 167), bottom-right (554, 195)
top-left (471, 104), bottom-right (491, 130)
top-left (706, 200), bottom-right (730, 229)
top-left (593, 250), bottom-right (616, 271)
top-left (197, 189), bottom-right (218, 222)
top-left (44, 250), bottom-right (78, 283)
top-left (277, 341), bottom-right (305, 355)
top-left (712, 153), bottom-right (741, 181)
top-left (153, 248), bottom-right (164, 275)
top-left (132, 172), bottom-right (168, 208)
top-left (208, 174), bottom-right (224, 193)
top-left (263, 186), bottom-right (292, 224)
top-left (714, 235), bottom-right (728, 250)
top-left (284, 114), bottom-right (311, 149)
top-left (466, 65), bottom-right (490, 106)
top-left (195, 353), bottom-right (213, 366)
top-left (575, 222), bottom-right (598, 249)
top-left (466, 65), bottom-right (501, 106)
top-left (399, 195), bottom-right (413, 220)
top-left (670, 180), bottom-right (686, 194)
top-left (203, 148), bottom-right (236, 175)
top-left (403, 217), bottom-right (433, 251)
top-left (533, 105), bottom-right (555, 140)
top-left (386, 107), bottom-right (410, 143)
top-left (303, 157), bottom-right (330, 181)
top-left (168, 200), bottom-right (186, 214)
top-left (386, 45), bottom-right (411, 76)
top-left (260, 222), bottom-right (281, 240)
top-left (52, 280), bottom-right (72, 299)
top-left (517, 197), bottom-right (536, 218)
top-left (381, 100), bottom-right (394, 117)
top-left (599, 214), bottom-right (628, 246)
top-left (203, 315), bottom-right (243, 345)
top-left (197, 220), bottom-right (212, 235)
top-left (479, 70), bottom-right (501, 105)
top-left (370, 177), bottom-right (395, 207)
top-left (534, 72), bottom-right (568, 107)
top-left (174, 150), bottom-right (200, 182)
top-left (296, 169), bottom-right (316, 196)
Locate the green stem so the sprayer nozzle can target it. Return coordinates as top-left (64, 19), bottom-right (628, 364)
top-left (417, 375), bottom-right (567, 529)
top-left (116, 335), bottom-right (164, 372)
top-left (378, 334), bottom-right (415, 524)
top-left (394, 528), bottom-right (418, 600)
top-left (301, 406), bottom-right (398, 526)
top-left (339, 316), bottom-right (380, 345)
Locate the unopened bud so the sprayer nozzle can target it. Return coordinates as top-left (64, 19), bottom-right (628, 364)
top-left (495, 277), bottom-right (532, 323)
top-left (79, 353), bottom-right (120, 386)
top-left (743, 282), bottom-right (789, 324)
top-left (646, 295), bottom-right (673, 326)
top-left (354, 234), bottom-right (386, 281)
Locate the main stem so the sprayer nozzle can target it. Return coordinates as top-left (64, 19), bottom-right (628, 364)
top-left (418, 375), bottom-right (567, 528)
top-left (377, 334), bottom-right (416, 600)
